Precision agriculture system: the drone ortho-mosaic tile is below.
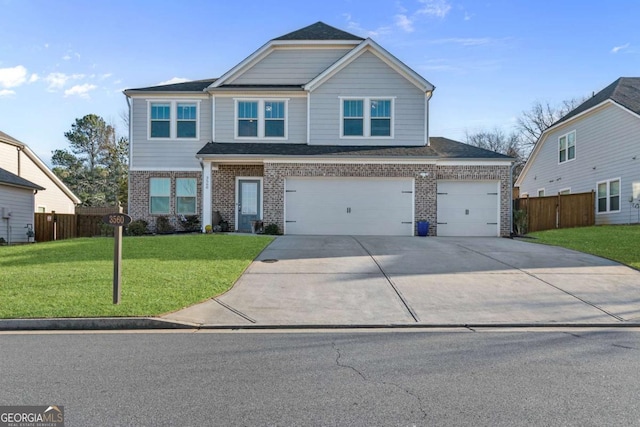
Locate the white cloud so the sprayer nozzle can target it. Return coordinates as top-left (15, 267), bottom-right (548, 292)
top-left (0, 89), bottom-right (16, 97)
top-left (64, 83), bottom-right (97, 98)
top-left (29, 73), bottom-right (39, 83)
top-left (63, 54), bottom-right (72, 61)
top-left (158, 77), bottom-right (190, 85)
top-left (44, 72), bottom-right (84, 90)
top-left (611, 43), bottom-right (630, 53)
top-left (395, 14), bottom-right (414, 32)
top-left (0, 65), bottom-right (28, 88)
top-left (416, 0), bottom-right (452, 18)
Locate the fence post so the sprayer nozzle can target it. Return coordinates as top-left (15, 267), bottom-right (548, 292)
top-left (556, 193), bottom-right (561, 229)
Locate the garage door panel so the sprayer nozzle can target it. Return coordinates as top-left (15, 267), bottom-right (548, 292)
top-left (437, 181), bottom-right (500, 237)
top-left (285, 178), bottom-right (413, 236)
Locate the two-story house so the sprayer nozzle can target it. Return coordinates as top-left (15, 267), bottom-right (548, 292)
top-left (125, 22), bottom-right (513, 236)
top-left (516, 77), bottom-right (640, 225)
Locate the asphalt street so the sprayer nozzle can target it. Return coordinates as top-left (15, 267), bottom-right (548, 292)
top-left (1, 329), bottom-right (640, 426)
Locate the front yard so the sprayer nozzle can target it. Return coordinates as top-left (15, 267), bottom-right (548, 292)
top-left (0, 234), bottom-right (273, 318)
top-left (529, 225), bottom-right (640, 270)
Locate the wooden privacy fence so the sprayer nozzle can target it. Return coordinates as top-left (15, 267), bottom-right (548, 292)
top-left (34, 206), bottom-right (126, 242)
top-left (515, 191), bottom-right (595, 233)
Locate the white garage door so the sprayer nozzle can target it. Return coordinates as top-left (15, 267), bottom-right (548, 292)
top-left (285, 177), bottom-right (414, 235)
top-left (437, 181), bottom-right (500, 237)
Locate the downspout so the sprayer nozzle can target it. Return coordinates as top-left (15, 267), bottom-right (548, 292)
top-left (425, 90), bottom-right (433, 146)
top-left (126, 94), bottom-right (132, 214)
top-left (510, 161), bottom-right (517, 237)
top-left (16, 146), bottom-right (22, 176)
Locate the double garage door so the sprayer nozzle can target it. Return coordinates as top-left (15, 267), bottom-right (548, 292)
top-left (284, 178), bottom-right (500, 236)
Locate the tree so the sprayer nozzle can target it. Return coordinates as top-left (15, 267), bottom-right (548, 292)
top-left (52, 114), bottom-right (128, 206)
top-left (465, 127), bottom-right (525, 182)
top-left (516, 98), bottom-right (583, 148)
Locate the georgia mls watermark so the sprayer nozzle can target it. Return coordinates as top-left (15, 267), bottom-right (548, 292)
top-left (0, 406), bottom-right (64, 427)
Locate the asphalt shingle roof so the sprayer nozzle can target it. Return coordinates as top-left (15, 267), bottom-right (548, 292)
top-left (197, 137), bottom-right (512, 160)
top-left (125, 78), bottom-right (217, 93)
top-left (0, 167), bottom-right (45, 190)
top-left (274, 21), bottom-right (364, 41)
top-left (555, 77), bottom-right (640, 125)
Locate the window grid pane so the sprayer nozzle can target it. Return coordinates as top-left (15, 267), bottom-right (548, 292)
top-left (343, 100), bottom-right (363, 118)
top-left (264, 101), bottom-right (284, 119)
top-left (176, 178), bottom-right (196, 197)
top-left (150, 178), bottom-right (170, 196)
top-left (370, 100), bottom-right (390, 118)
top-left (238, 101), bottom-right (258, 119)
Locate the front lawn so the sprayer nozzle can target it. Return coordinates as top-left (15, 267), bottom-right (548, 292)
top-left (0, 234), bottom-right (273, 318)
top-left (529, 225), bottom-right (640, 270)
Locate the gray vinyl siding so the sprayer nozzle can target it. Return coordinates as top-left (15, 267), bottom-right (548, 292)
top-left (309, 51), bottom-right (425, 146)
top-left (130, 97), bottom-right (211, 170)
top-left (213, 95), bottom-right (307, 144)
top-left (230, 48), bottom-right (351, 85)
top-left (0, 185), bottom-right (34, 244)
top-left (518, 104), bottom-right (640, 225)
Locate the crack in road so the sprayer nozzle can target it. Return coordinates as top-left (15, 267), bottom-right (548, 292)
top-left (332, 342), bottom-right (428, 420)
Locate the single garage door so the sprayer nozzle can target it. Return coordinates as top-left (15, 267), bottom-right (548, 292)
top-left (437, 181), bottom-right (500, 237)
top-left (285, 177), bottom-right (414, 235)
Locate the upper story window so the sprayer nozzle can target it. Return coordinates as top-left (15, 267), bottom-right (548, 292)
top-left (235, 99), bottom-right (287, 139)
top-left (597, 178), bottom-right (620, 213)
top-left (559, 130), bottom-right (576, 163)
top-left (341, 97), bottom-right (394, 138)
top-left (148, 100), bottom-right (200, 140)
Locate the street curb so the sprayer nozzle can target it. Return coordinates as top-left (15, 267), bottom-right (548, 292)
top-left (0, 317), bottom-right (196, 331)
top-left (1, 318), bottom-right (640, 331)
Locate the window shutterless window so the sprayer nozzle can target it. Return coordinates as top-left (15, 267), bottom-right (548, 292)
top-left (341, 97), bottom-right (393, 138)
top-left (176, 178), bottom-right (197, 214)
top-left (235, 99), bottom-right (287, 139)
top-left (150, 104), bottom-right (171, 138)
top-left (177, 104), bottom-right (197, 138)
top-left (597, 179), bottom-right (620, 213)
top-left (150, 178), bottom-right (170, 214)
top-left (559, 131), bottom-right (576, 163)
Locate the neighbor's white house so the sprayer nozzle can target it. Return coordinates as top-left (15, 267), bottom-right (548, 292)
top-left (124, 22), bottom-right (514, 237)
top-left (516, 77), bottom-right (640, 225)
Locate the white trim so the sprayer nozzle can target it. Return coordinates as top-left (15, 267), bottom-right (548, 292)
top-left (558, 188), bottom-right (571, 195)
top-left (235, 176), bottom-right (264, 231)
top-left (211, 96), bottom-right (216, 141)
top-left (197, 157), bottom-right (511, 166)
top-left (304, 39), bottom-right (434, 93)
top-left (557, 130), bottom-right (576, 165)
top-left (130, 166), bottom-right (201, 172)
top-left (146, 99), bottom-right (201, 141)
top-left (596, 177), bottom-right (622, 214)
top-left (149, 177), bottom-right (171, 215)
top-left (201, 161), bottom-right (212, 231)
top-left (175, 177), bottom-right (198, 215)
top-left (435, 159), bottom-right (513, 166)
top-left (266, 158), bottom-right (438, 165)
top-left (537, 188), bottom-right (545, 197)
top-left (306, 93), bottom-right (311, 144)
top-left (234, 98), bottom-right (289, 140)
top-left (36, 205), bottom-right (46, 213)
top-left (339, 97), bottom-right (395, 139)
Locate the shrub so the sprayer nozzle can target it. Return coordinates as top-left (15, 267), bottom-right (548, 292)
top-left (513, 209), bottom-right (528, 235)
top-left (155, 216), bottom-right (174, 234)
top-left (263, 223), bottom-right (281, 235)
top-left (126, 220), bottom-right (148, 236)
top-left (180, 215), bottom-right (200, 232)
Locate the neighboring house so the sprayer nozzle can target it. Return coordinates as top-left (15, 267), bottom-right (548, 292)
top-left (124, 22), bottom-right (513, 236)
top-left (0, 131), bottom-right (80, 214)
top-left (516, 77), bottom-right (640, 225)
top-left (0, 167), bottom-right (44, 244)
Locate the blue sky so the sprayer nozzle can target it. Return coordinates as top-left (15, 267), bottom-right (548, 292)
top-left (1, 0), bottom-right (638, 165)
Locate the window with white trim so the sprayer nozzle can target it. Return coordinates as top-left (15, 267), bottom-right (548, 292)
top-left (148, 100), bottom-right (199, 140)
top-left (235, 99), bottom-right (287, 139)
top-left (559, 130), bottom-right (576, 163)
top-left (176, 178), bottom-right (197, 214)
top-left (150, 178), bottom-right (170, 214)
top-left (341, 97), bottom-right (394, 138)
top-left (597, 178), bottom-right (620, 213)
top-left (559, 188), bottom-right (571, 195)
top-left (537, 189), bottom-right (545, 197)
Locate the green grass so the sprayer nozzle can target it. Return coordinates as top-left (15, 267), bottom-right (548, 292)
top-left (529, 225), bottom-right (640, 270)
top-left (0, 234), bottom-right (273, 319)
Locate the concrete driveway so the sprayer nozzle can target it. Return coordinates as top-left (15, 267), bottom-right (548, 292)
top-left (163, 236), bottom-right (640, 326)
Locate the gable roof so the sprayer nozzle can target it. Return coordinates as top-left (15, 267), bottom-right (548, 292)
top-left (0, 131), bottom-right (80, 203)
top-left (274, 21), bottom-right (364, 41)
top-left (196, 137), bottom-right (512, 160)
top-left (0, 167), bottom-right (45, 191)
top-left (554, 77), bottom-right (640, 126)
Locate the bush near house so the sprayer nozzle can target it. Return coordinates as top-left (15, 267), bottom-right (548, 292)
top-left (0, 234), bottom-right (273, 318)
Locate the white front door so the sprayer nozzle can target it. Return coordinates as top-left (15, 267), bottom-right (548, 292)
top-left (437, 181), bottom-right (500, 236)
top-left (284, 177), bottom-right (414, 236)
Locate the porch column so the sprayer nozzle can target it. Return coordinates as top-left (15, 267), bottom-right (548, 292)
top-left (201, 160), bottom-right (213, 231)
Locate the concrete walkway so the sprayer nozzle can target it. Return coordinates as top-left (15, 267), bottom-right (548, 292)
top-left (162, 236), bottom-right (640, 327)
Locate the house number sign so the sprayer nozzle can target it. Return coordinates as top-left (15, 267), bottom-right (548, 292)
top-left (102, 212), bottom-right (132, 304)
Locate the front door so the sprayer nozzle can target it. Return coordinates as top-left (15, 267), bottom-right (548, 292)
top-left (237, 179), bottom-right (261, 232)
